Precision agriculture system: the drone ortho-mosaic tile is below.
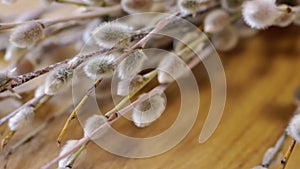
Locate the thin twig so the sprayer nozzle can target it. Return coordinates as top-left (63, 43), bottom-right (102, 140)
top-left (0, 5), bottom-right (121, 30)
top-left (116, 12), bottom-right (180, 63)
top-left (0, 48), bottom-right (107, 94)
top-left (281, 139), bottom-right (297, 169)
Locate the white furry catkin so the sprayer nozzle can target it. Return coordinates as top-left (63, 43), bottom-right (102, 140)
top-left (83, 55), bottom-right (116, 79)
top-left (121, 0), bottom-right (153, 14)
top-left (92, 22), bottom-right (132, 49)
top-left (44, 65), bottom-right (73, 95)
top-left (178, 0), bottom-right (203, 16)
top-left (10, 22), bottom-right (45, 48)
top-left (287, 114), bottom-right (300, 143)
top-left (58, 139), bottom-right (86, 168)
top-left (8, 106), bottom-right (35, 131)
top-left (158, 56), bottom-right (187, 84)
top-left (117, 50), bottom-right (147, 80)
top-left (242, 0), bottom-right (280, 29)
top-left (204, 9), bottom-right (230, 33)
top-left (117, 75), bottom-right (143, 96)
top-left (84, 115), bottom-right (108, 139)
top-left (211, 25), bottom-right (239, 51)
top-left (132, 93), bottom-right (166, 128)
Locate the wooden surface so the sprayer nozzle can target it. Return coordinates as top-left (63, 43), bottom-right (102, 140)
top-left (1, 2), bottom-right (300, 169)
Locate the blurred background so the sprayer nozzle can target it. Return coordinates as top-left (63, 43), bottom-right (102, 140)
top-left (0, 1), bottom-right (300, 169)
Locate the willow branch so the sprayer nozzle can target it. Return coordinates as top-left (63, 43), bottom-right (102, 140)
top-left (0, 5), bottom-right (121, 30)
top-left (0, 48), bottom-right (107, 94)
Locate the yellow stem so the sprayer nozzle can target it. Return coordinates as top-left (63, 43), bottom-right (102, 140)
top-left (281, 139), bottom-right (297, 169)
top-left (57, 78), bottom-right (102, 144)
top-left (1, 131), bottom-right (16, 150)
top-left (66, 141), bottom-right (89, 168)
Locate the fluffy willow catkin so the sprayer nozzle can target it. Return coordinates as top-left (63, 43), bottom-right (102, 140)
top-left (158, 56), bottom-right (187, 84)
top-left (132, 93), bottom-right (166, 128)
top-left (84, 115), bottom-right (108, 139)
top-left (8, 106), bottom-right (35, 131)
top-left (204, 9), bottom-right (230, 33)
top-left (287, 114), bottom-right (300, 143)
top-left (9, 22), bottom-right (45, 48)
top-left (117, 75), bottom-right (143, 96)
top-left (242, 0), bottom-right (280, 29)
top-left (92, 22), bottom-right (132, 49)
top-left (117, 50), bottom-right (147, 80)
top-left (58, 140), bottom-right (85, 168)
top-left (44, 65), bottom-right (73, 95)
top-left (83, 55), bottom-right (116, 79)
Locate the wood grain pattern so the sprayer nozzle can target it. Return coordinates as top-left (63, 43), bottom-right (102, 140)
top-left (0, 2), bottom-right (300, 169)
